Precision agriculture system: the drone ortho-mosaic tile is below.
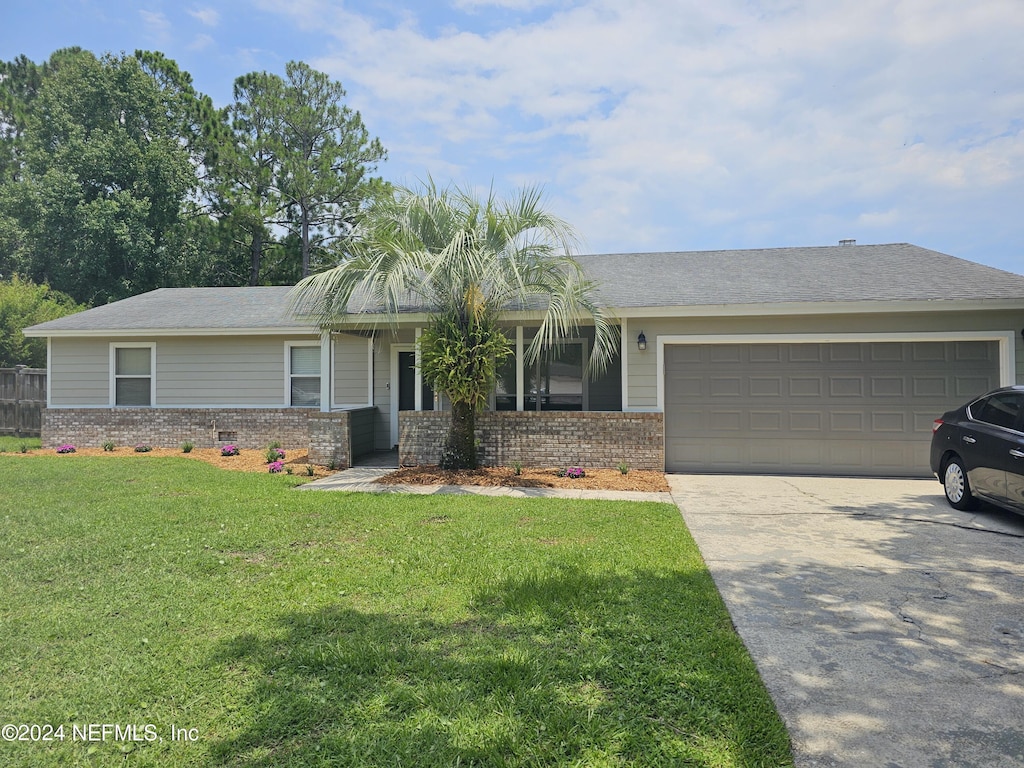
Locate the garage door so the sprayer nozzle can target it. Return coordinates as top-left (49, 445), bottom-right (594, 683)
top-left (664, 341), bottom-right (1000, 477)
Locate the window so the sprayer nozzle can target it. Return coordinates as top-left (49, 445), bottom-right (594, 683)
top-left (494, 341), bottom-right (586, 411)
top-left (972, 393), bottom-right (1024, 430)
top-left (532, 343), bottom-right (584, 411)
top-left (111, 344), bottom-right (154, 406)
top-left (288, 344), bottom-right (321, 407)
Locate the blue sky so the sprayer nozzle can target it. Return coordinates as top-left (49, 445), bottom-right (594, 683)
top-left (4, 0), bottom-right (1024, 274)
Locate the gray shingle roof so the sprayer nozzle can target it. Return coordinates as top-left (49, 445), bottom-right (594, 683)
top-left (24, 286), bottom-right (310, 334)
top-left (575, 243), bottom-right (1024, 307)
top-left (23, 243), bottom-right (1024, 334)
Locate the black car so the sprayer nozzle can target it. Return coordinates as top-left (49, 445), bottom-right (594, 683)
top-left (930, 385), bottom-right (1024, 514)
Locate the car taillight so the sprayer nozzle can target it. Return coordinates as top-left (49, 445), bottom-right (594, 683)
top-left (932, 418), bottom-right (944, 433)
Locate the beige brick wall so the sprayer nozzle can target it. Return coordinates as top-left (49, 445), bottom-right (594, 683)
top-left (399, 411), bottom-right (664, 470)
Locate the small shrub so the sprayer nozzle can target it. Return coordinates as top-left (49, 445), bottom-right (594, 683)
top-left (134, 444), bottom-right (152, 453)
top-left (557, 467), bottom-right (586, 479)
top-left (511, 460), bottom-right (523, 476)
top-left (285, 466), bottom-right (293, 475)
top-left (265, 447), bottom-right (286, 463)
top-left (181, 441), bottom-right (194, 453)
top-left (268, 460), bottom-right (284, 473)
top-left (305, 465), bottom-right (315, 476)
top-left (102, 441), bottom-right (115, 452)
top-left (617, 461), bottom-right (629, 475)
top-left (327, 460), bottom-right (338, 471)
top-left (221, 445), bottom-right (239, 457)
top-left (267, 440), bottom-right (281, 450)
top-left (18, 442), bottom-right (28, 454)
top-left (55, 444), bottom-right (76, 454)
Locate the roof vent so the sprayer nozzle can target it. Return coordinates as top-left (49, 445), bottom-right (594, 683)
top-left (839, 239), bottom-right (856, 246)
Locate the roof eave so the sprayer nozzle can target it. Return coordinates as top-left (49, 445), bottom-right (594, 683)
top-left (612, 297), bottom-right (1024, 318)
top-left (22, 325), bottom-right (320, 338)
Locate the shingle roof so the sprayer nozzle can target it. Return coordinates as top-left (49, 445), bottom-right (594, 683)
top-left (24, 286), bottom-right (309, 334)
top-left (23, 243), bottom-right (1024, 334)
top-left (575, 243), bottom-right (1024, 307)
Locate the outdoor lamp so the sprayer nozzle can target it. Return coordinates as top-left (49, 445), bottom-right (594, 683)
top-left (637, 331), bottom-right (647, 351)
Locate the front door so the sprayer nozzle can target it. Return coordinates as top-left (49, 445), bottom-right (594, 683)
top-left (398, 351), bottom-right (434, 412)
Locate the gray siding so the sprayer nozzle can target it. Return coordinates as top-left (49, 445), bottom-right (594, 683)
top-left (157, 337), bottom-right (307, 406)
top-left (50, 338), bottom-right (109, 406)
top-left (49, 334), bottom-right (320, 408)
top-left (333, 334), bottom-right (370, 406)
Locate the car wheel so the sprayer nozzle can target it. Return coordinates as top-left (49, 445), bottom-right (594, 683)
top-left (943, 456), bottom-right (977, 511)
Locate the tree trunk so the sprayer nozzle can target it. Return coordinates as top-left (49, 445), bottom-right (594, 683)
top-left (249, 229), bottom-right (262, 286)
top-left (301, 207), bottom-right (310, 278)
top-left (440, 400), bottom-right (477, 469)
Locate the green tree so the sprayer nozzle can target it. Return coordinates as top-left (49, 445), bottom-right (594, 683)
top-left (0, 275), bottom-right (85, 367)
top-left (214, 62), bottom-right (387, 284)
top-left (277, 62), bottom-right (387, 278)
top-left (0, 49), bottom-right (208, 304)
top-left (0, 54), bottom-right (47, 184)
top-left (215, 71), bottom-right (286, 286)
top-left (290, 180), bottom-right (617, 469)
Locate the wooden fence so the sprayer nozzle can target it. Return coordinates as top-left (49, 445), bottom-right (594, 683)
top-left (0, 367), bottom-right (46, 437)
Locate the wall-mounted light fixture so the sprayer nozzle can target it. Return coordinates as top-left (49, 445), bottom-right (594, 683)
top-left (637, 331), bottom-right (647, 351)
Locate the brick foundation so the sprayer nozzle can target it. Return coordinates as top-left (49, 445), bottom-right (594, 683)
top-left (41, 407), bottom-right (316, 450)
top-left (399, 411), bottom-right (664, 470)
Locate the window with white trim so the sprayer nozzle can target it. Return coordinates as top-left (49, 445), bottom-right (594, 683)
top-left (288, 344), bottom-right (321, 407)
top-left (112, 345), bottom-right (154, 406)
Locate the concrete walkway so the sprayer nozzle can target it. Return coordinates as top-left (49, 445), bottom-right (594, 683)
top-left (299, 466), bottom-right (673, 502)
top-left (300, 467), bottom-right (1024, 766)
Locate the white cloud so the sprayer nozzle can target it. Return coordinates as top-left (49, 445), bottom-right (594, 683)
top-left (189, 33), bottom-right (215, 51)
top-left (260, 0), bottom-right (1024, 263)
top-left (139, 10), bottom-right (172, 44)
top-left (188, 7), bottom-right (220, 27)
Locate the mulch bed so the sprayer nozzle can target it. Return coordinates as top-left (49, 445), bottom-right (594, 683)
top-left (378, 465), bottom-right (670, 493)
top-left (7, 448), bottom-right (670, 491)
top-left (5, 447), bottom-right (334, 477)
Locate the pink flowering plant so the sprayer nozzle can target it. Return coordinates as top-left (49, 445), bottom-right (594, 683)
top-left (557, 467), bottom-right (586, 479)
top-left (221, 445), bottom-right (240, 457)
top-left (268, 460), bottom-right (284, 473)
top-left (264, 447), bottom-right (286, 463)
top-left (55, 444), bottom-right (76, 454)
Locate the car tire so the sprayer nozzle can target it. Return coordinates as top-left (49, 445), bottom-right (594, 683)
top-left (943, 456), bottom-right (977, 511)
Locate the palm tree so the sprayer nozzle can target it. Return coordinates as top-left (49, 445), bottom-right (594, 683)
top-left (290, 179), bottom-right (617, 469)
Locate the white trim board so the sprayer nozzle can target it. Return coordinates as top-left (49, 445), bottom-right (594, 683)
top-left (654, 331), bottom-right (1017, 412)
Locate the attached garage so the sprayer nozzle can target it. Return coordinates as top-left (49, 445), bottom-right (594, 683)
top-left (664, 339), bottom-right (1001, 477)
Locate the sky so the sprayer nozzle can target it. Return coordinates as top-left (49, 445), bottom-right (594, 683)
top-left (3, 0), bottom-right (1024, 274)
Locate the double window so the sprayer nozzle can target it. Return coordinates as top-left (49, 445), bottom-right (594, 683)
top-left (494, 341), bottom-right (586, 411)
top-left (288, 344), bottom-right (321, 407)
top-left (111, 344), bottom-right (155, 406)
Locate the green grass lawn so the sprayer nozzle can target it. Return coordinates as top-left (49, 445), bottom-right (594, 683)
top-left (0, 455), bottom-right (792, 767)
top-left (0, 436), bottom-right (41, 452)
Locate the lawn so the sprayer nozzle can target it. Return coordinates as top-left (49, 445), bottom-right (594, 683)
top-left (0, 435), bottom-right (41, 452)
top-left (0, 455), bottom-right (793, 767)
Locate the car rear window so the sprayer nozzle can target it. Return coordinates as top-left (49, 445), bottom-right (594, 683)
top-left (972, 393), bottom-right (1024, 430)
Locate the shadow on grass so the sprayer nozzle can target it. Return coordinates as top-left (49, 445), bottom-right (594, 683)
top-left (207, 567), bottom-right (791, 767)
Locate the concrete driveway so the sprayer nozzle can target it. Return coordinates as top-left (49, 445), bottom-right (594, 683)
top-left (668, 474), bottom-right (1024, 768)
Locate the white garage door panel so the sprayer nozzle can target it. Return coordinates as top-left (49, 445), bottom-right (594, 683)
top-left (664, 341), bottom-right (1000, 477)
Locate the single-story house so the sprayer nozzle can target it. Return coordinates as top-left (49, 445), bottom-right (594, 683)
top-left (24, 242), bottom-right (1024, 477)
